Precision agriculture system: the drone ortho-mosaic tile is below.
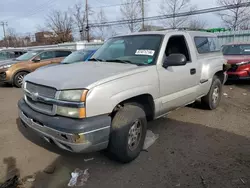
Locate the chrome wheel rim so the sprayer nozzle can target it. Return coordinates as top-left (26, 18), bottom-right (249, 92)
top-left (128, 119), bottom-right (142, 151)
top-left (212, 86), bottom-right (220, 104)
top-left (17, 74), bottom-right (25, 86)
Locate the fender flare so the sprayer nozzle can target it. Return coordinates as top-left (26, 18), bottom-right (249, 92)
top-left (11, 69), bottom-right (30, 84)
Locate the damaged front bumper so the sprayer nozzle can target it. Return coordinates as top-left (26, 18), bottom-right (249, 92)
top-left (18, 99), bottom-right (111, 153)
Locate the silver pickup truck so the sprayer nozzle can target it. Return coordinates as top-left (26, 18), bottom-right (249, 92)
top-left (18, 30), bottom-right (227, 163)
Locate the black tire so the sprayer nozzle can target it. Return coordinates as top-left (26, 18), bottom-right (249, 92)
top-left (108, 104), bottom-right (147, 163)
top-left (13, 72), bottom-right (28, 88)
top-left (201, 76), bottom-right (222, 110)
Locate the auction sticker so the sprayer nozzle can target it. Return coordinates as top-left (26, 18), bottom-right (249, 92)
top-left (135, 49), bottom-right (155, 56)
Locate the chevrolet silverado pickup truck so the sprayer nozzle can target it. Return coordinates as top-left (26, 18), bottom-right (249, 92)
top-left (18, 30), bottom-right (227, 163)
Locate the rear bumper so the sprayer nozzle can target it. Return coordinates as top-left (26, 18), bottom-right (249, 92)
top-left (18, 99), bottom-right (111, 153)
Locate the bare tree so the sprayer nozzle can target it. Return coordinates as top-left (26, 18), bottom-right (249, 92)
top-left (188, 19), bottom-right (207, 29)
top-left (6, 28), bottom-right (18, 47)
top-left (217, 0), bottom-right (250, 30)
top-left (46, 10), bottom-right (73, 43)
top-left (94, 9), bottom-right (121, 40)
top-left (3, 28), bottom-right (32, 47)
top-left (120, 0), bottom-right (142, 32)
top-left (94, 8), bottom-right (110, 40)
top-left (71, 3), bottom-right (86, 40)
top-left (71, 2), bottom-right (94, 40)
top-left (159, 0), bottom-right (196, 29)
top-left (240, 22), bottom-right (250, 30)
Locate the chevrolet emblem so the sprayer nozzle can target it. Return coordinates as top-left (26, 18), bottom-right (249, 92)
top-left (31, 92), bottom-right (39, 101)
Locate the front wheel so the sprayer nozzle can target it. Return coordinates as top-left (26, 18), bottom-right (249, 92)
top-left (13, 72), bottom-right (28, 88)
top-left (108, 104), bottom-right (147, 163)
top-left (201, 76), bottom-right (222, 110)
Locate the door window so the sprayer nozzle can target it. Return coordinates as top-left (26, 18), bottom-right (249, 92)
top-left (39, 51), bottom-right (55, 60)
top-left (165, 35), bottom-right (191, 62)
top-left (55, 51), bottom-right (72, 57)
top-left (194, 37), bottom-right (220, 53)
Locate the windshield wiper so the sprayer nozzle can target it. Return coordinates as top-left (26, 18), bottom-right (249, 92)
top-left (88, 58), bottom-right (104, 62)
top-left (106, 59), bottom-right (140, 65)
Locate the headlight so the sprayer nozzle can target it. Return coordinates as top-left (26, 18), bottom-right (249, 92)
top-left (58, 90), bottom-right (88, 102)
top-left (56, 106), bottom-right (86, 118)
top-left (57, 89), bottom-right (88, 118)
top-left (0, 64), bottom-right (12, 69)
top-left (236, 61), bottom-right (250, 66)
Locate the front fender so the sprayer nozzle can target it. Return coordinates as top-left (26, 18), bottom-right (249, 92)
top-left (110, 85), bottom-right (154, 105)
top-left (85, 66), bottom-right (159, 117)
top-left (10, 69), bottom-right (31, 84)
top-left (86, 85), bottom-right (157, 117)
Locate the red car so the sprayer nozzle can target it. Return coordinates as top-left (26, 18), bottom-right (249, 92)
top-left (222, 43), bottom-right (250, 80)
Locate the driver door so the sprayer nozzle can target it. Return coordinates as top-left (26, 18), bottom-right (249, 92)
top-left (157, 34), bottom-right (199, 114)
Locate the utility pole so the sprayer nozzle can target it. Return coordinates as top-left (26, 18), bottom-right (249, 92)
top-left (1, 21), bottom-right (8, 48)
top-left (85, 0), bottom-right (90, 42)
top-left (141, 0), bottom-right (145, 31)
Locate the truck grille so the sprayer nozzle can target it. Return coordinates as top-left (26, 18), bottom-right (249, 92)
top-left (26, 96), bottom-right (53, 113)
top-left (25, 82), bottom-right (57, 115)
top-left (26, 82), bottom-right (57, 98)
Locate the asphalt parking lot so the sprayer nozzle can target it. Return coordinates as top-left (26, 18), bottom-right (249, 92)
top-left (0, 82), bottom-right (249, 188)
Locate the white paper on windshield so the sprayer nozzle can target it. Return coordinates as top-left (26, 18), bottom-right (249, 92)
top-left (135, 50), bottom-right (155, 56)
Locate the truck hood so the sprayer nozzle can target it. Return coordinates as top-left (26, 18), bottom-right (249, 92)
top-left (224, 55), bottom-right (250, 64)
top-left (0, 59), bottom-right (19, 66)
top-left (36, 63), bottom-right (59, 71)
top-left (24, 61), bottom-right (143, 90)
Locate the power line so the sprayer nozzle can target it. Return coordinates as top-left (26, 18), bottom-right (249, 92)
top-left (92, 0), bottom-right (151, 9)
top-left (88, 2), bottom-right (250, 27)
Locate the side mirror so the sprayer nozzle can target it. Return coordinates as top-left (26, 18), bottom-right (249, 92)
top-left (33, 57), bottom-right (41, 62)
top-left (163, 54), bottom-right (187, 68)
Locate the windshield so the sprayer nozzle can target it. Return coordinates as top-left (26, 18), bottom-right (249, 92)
top-left (0, 52), bottom-right (11, 60)
top-left (61, 50), bottom-right (94, 64)
top-left (0, 51), bottom-right (17, 60)
top-left (16, 51), bottom-right (39, 61)
top-left (91, 35), bottom-right (163, 65)
top-left (222, 44), bottom-right (250, 55)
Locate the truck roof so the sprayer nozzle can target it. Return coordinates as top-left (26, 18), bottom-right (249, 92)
top-left (115, 30), bottom-right (218, 38)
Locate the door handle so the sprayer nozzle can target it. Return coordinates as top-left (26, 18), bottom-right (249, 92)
top-left (190, 68), bottom-right (196, 75)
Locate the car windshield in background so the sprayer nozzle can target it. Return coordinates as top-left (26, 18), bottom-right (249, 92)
top-left (91, 35), bottom-right (163, 65)
top-left (16, 51), bottom-right (38, 61)
top-left (61, 50), bottom-right (93, 64)
top-left (0, 52), bottom-right (12, 60)
top-left (222, 44), bottom-right (250, 55)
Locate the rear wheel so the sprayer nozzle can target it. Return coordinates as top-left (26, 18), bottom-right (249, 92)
top-left (13, 71), bottom-right (28, 88)
top-left (201, 76), bottom-right (222, 110)
top-left (108, 104), bottom-right (147, 163)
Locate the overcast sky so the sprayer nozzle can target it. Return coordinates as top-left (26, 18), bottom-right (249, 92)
top-left (0, 0), bottom-right (222, 39)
